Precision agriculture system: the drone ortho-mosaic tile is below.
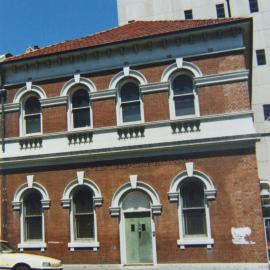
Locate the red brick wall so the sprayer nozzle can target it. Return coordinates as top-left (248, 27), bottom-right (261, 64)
top-left (193, 53), bottom-right (247, 76)
top-left (144, 92), bottom-right (170, 122)
top-left (5, 152), bottom-right (266, 264)
top-left (199, 81), bottom-right (250, 115)
top-left (92, 99), bottom-right (117, 128)
top-left (5, 112), bottom-right (19, 138)
top-left (43, 105), bottom-right (67, 133)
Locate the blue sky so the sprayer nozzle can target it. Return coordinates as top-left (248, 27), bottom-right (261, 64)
top-left (0, 0), bottom-right (118, 56)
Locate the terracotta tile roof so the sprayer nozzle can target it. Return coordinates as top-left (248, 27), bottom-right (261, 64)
top-left (4, 18), bottom-right (247, 63)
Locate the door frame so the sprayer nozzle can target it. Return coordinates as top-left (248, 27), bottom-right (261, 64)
top-left (120, 209), bottom-right (157, 266)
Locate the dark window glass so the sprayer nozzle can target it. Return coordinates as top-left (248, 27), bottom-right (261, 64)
top-left (120, 82), bottom-right (141, 122)
top-left (216, 4), bottom-right (225, 18)
top-left (24, 96), bottom-right (41, 134)
top-left (120, 82), bottom-right (140, 102)
top-left (256, 49), bottom-right (266, 65)
top-left (72, 89), bottom-right (89, 108)
top-left (122, 102), bottom-right (141, 122)
top-left (72, 89), bottom-right (90, 128)
top-left (184, 9), bottom-right (193, 19)
top-left (172, 75), bottom-right (193, 95)
top-left (174, 96), bottom-right (195, 116)
top-left (264, 105), bottom-right (270, 120)
top-left (181, 180), bottom-right (206, 236)
top-left (249, 0), bottom-right (259, 13)
top-left (24, 190), bottom-right (42, 241)
top-left (73, 188), bottom-right (94, 239)
top-left (25, 96), bottom-right (41, 114)
top-left (182, 181), bottom-right (205, 208)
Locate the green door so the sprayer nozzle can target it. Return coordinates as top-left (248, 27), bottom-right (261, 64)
top-left (125, 212), bottom-right (153, 264)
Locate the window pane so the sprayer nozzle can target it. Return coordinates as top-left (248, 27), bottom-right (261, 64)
top-left (121, 82), bottom-right (140, 102)
top-left (25, 115), bottom-right (41, 134)
top-left (25, 216), bottom-right (42, 240)
top-left (216, 4), bottom-right (225, 18)
top-left (25, 96), bottom-right (41, 114)
top-left (24, 190), bottom-right (42, 216)
top-left (182, 181), bottom-right (204, 208)
top-left (256, 49), bottom-right (266, 65)
top-left (184, 209), bottom-right (206, 235)
top-left (74, 189), bottom-right (93, 213)
top-left (174, 96), bottom-right (195, 116)
top-left (75, 214), bottom-right (94, 239)
top-left (73, 108), bottom-right (90, 128)
top-left (264, 105), bottom-right (270, 120)
top-left (172, 75), bottom-right (193, 95)
top-left (249, 0), bottom-right (259, 13)
top-left (184, 9), bottom-right (193, 19)
top-left (72, 89), bottom-right (89, 108)
top-left (122, 102), bottom-right (141, 122)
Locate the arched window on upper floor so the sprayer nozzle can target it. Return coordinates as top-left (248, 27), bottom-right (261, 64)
top-left (117, 79), bottom-right (144, 124)
top-left (169, 72), bottom-right (199, 119)
top-left (23, 94), bottom-right (42, 135)
top-left (70, 88), bottom-right (91, 129)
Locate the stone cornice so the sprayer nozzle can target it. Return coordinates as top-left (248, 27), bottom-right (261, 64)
top-left (195, 70), bottom-right (249, 87)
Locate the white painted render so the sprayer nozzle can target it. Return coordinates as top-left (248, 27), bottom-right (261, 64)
top-left (117, 0), bottom-right (270, 182)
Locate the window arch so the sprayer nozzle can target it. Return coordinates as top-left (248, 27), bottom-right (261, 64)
top-left (22, 93), bottom-right (42, 135)
top-left (117, 79), bottom-right (144, 125)
top-left (61, 177), bottom-right (103, 250)
top-left (12, 180), bottom-right (50, 251)
top-left (169, 71), bottom-right (199, 119)
top-left (70, 88), bottom-right (91, 129)
top-left (168, 169), bottom-right (216, 249)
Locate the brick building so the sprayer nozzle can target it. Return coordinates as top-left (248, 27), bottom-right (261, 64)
top-left (0, 18), bottom-right (268, 269)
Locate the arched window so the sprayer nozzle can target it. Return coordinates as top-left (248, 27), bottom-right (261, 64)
top-left (71, 89), bottom-right (91, 129)
top-left (171, 74), bottom-right (196, 117)
top-left (23, 94), bottom-right (42, 134)
top-left (180, 179), bottom-right (206, 236)
top-left (72, 187), bottom-right (95, 240)
top-left (119, 81), bottom-right (143, 124)
top-left (23, 189), bottom-right (43, 241)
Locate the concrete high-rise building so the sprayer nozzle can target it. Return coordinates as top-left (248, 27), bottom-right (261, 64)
top-left (118, 0), bottom-right (270, 259)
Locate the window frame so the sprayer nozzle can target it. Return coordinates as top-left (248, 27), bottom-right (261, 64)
top-left (184, 9), bottom-right (193, 20)
top-left (19, 190), bottom-right (46, 251)
top-left (249, 0), bottom-right (259, 13)
top-left (21, 93), bottom-right (43, 136)
top-left (116, 78), bottom-right (144, 126)
top-left (178, 178), bottom-right (213, 249)
top-left (169, 71), bottom-right (199, 120)
top-left (68, 86), bottom-right (93, 131)
top-left (256, 49), bottom-right (267, 66)
top-left (71, 187), bottom-right (96, 241)
top-left (216, 3), bottom-right (225, 18)
top-left (68, 186), bottom-right (99, 250)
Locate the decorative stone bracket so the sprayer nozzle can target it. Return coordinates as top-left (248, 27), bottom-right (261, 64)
top-left (117, 126), bottom-right (145, 139)
top-left (171, 120), bottom-right (200, 134)
top-left (19, 137), bottom-right (42, 150)
top-left (67, 131), bottom-right (93, 144)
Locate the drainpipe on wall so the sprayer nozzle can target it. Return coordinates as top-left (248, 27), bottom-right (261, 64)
top-left (226, 0), bottom-right (232, 17)
top-left (0, 89), bottom-right (6, 153)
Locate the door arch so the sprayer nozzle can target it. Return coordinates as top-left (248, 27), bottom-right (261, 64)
top-left (110, 180), bottom-right (162, 266)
